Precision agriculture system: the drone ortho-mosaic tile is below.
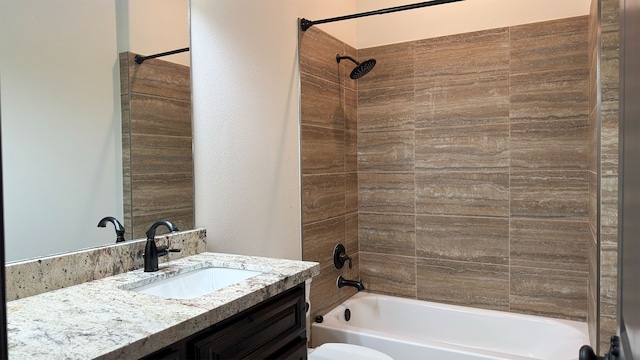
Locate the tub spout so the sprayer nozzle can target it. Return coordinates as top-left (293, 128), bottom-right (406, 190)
top-left (337, 276), bottom-right (365, 291)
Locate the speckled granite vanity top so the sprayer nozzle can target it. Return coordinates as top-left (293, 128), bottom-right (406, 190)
top-left (7, 252), bottom-right (320, 359)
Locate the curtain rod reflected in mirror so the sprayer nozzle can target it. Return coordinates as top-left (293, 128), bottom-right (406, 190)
top-left (135, 47), bottom-right (190, 64)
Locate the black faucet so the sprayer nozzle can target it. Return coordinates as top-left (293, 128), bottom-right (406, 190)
top-left (337, 276), bottom-right (365, 291)
top-left (144, 220), bottom-right (180, 272)
top-left (97, 216), bottom-right (126, 243)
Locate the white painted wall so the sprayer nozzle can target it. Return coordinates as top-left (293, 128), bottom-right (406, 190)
top-left (125, 0), bottom-right (190, 66)
top-left (355, 0), bottom-right (591, 48)
top-left (191, 0), bottom-right (356, 260)
top-left (191, 0), bottom-right (591, 261)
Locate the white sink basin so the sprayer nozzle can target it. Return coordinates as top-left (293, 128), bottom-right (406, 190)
top-left (131, 267), bottom-right (262, 299)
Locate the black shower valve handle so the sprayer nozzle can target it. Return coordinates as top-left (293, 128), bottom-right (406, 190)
top-left (333, 243), bottom-right (353, 269)
top-left (340, 252), bottom-right (353, 269)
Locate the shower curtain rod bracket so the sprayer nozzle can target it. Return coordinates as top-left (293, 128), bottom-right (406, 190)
top-left (134, 47), bottom-right (190, 64)
top-left (300, 0), bottom-right (464, 31)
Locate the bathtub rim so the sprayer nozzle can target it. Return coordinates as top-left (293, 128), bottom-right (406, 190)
top-left (311, 291), bottom-right (589, 360)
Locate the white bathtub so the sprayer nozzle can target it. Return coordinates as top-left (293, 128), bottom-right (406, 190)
top-left (311, 292), bottom-right (589, 360)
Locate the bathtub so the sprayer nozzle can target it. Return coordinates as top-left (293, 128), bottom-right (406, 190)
top-left (311, 292), bottom-right (589, 360)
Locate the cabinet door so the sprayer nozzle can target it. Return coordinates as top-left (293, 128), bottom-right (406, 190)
top-left (188, 285), bottom-right (305, 359)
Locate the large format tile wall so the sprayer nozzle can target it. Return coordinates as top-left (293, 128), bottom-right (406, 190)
top-left (355, 16), bottom-right (590, 321)
top-left (588, 0), bottom-right (620, 353)
top-left (299, 28), bottom-right (361, 318)
top-left (301, 16), bottom-right (592, 322)
top-left (120, 53), bottom-right (194, 239)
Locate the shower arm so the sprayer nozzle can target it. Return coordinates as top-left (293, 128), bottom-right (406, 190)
top-left (134, 47), bottom-right (190, 64)
top-left (300, 0), bottom-right (464, 31)
top-left (336, 54), bottom-right (360, 65)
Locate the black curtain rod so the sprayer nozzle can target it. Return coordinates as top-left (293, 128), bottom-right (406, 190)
top-left (134, 47), bottom-right (190, 64)
top-left (300, 0), bottom-right (464, 31)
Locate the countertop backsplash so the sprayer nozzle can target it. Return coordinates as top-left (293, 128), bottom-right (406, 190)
top-left (5, 228), bottom-right (207, 300)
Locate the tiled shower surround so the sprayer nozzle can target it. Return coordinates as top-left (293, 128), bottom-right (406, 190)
top-left (120, 53), bottom-right (194, 240)
top-left (589, 0), bottom-right (620, 353)
top-left (301, 16), bottom-right (592, 322)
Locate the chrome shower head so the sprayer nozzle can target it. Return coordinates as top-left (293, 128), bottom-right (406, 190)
top-left (336, 54), bottom-right (377, 79)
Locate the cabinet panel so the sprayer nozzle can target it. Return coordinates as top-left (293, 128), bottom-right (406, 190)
top-left (140, 284), bottom-right (306, 360)
top-left (189, 285), bottom-right (305, 359)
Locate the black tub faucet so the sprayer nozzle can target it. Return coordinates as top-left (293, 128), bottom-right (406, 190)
top-left (144, 220), bottom-right (180, 272)
top-left (97, 216), bottom-right (125, 243)
top-left (337, 276), bottom-right (365, 291)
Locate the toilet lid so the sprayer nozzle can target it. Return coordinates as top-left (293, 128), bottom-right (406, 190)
top-left (309, 343), bottom-right (394, 360)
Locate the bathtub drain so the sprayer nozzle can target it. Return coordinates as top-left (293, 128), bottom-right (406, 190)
top-left (344, 308), bottom-right (351, 321)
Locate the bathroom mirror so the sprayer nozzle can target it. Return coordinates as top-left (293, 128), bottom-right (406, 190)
top-left (0, 0), bottom-right (191, 262)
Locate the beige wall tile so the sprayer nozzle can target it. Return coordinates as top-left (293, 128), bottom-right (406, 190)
top-left (345, 213), bottom-right (358, 256)
top-left (417, 258), bottom-right (509, 311)
top-left (415, 124), bottom-right (509, 171)
top-left (510, 219), bottom-right (589, 271)
top-left (360, 252), bottom-right (416, 298)
top-left (415, 171), bottom-right (509, 217)
top-left (130, 134), bottom-right (193, 174)
top-left (345, 130), bottom-right (358, 173)
top-left (299, 26), bottom-right (345, 85)
top-left (358, 85), bottom-right (415, 132)
top-left (345, 172), bottom-right (358, 214)
top-left (416, 215), bottom-right (508, 264)
top-left (415, 28), bottom-right (509, 83)
top-left (510, 170), bottom-right (589, 220)
top-left (130, 94), bottom-right (191, 137)
top-left (302, 174), bottom-right (346, 224)
top-left (510, 266), bottom-right (587, 321)
top-left (358, 41), bottom-right (415, 91)
top-left (601, 108), bottom-right (619, 168)
top-left (301, 125), bottom-right (345, 175)
top-left (300, 72), bottom-right (344, 129)
top-left (358, 173), bottom-right (415, 214)
top-left (510, 119), bottom-right (589, 170)
top-left (600, 175), bottom-right (619, 231)
top-left (358, 130), bottom-right (415, 172)
top-left (415, 76), bottom-right (509, 128)
top-left (510, 68), bottom-right (589, 124)
top-left (359, 213), bottom-right (416, 256)
top-left (303, 216), bottom-right (346, 266)
top-left (510, 16), bottom-right (588, 74)
top-left (126, 52), bottom-right (191, 101)
top-left (344, 87), bottom-right (357, 132)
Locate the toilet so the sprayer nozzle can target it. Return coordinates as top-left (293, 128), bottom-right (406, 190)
top-left (305, 279), bottom-right (394, 360)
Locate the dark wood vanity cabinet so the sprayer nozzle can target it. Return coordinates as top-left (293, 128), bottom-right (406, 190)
top-left (141, 284), bottom-right (307, 360)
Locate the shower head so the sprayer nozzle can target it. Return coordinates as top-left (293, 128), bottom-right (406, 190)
top-left (336, 54), bottom-right (376, 80)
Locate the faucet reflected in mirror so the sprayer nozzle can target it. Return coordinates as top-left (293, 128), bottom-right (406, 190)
top-left (144, 220), bottom-right (181, 272)
top-left (97, 217), bottom-right (126, 243)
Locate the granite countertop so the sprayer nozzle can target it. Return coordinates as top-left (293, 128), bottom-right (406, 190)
top-left (7, 252), bottom-right (320, 359)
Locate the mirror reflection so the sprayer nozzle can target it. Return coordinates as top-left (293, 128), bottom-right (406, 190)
top-left (0, 0), bottom-right (192, 262)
